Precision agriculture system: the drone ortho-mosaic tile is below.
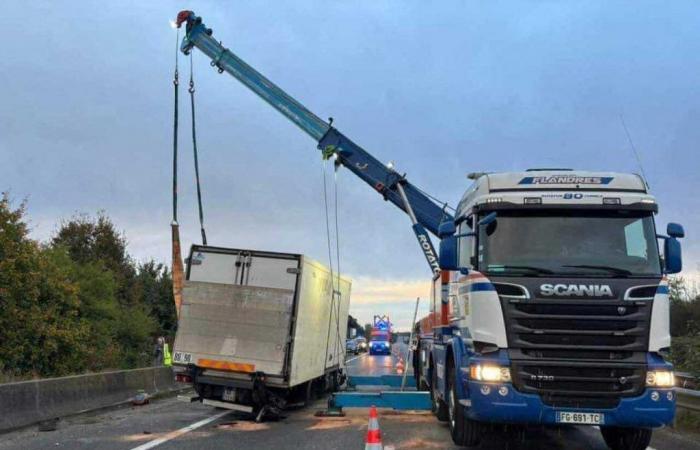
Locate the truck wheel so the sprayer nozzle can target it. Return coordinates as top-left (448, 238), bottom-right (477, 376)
top-left (430, 363), bottom-right (449, 421)
top-left (600, 427), bottom-right (652, 450)
top-left (447, 364), bottom-right (481, 447)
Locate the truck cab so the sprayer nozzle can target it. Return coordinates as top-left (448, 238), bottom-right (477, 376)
top-left (419, 169), bottom-right (684, 449)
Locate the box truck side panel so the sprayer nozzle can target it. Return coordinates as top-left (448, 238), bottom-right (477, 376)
top-left (175, 281), bottom-right (295, 376)
top-left (288, 257), bottom-right (352, 387)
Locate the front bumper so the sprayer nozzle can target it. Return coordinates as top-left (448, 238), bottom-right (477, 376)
top-left (464, 379), bottom-right (675, 427)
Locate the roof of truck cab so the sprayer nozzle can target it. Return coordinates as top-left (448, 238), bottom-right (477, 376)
top-left (483, 170), bottom-right (647, 192)
top-left (456, 170), bottom-right (651, 218)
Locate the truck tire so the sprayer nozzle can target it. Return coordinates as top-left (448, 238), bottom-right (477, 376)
top-left (600, 427), bottom-right (652, 450)
top-left (447, 364), bottom-right (481, 447)
top-left (431, 362), bottom-right (449, 421)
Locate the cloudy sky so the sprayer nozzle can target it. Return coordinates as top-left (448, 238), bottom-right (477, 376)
top-left (2, 1), bottom-right (699, 329)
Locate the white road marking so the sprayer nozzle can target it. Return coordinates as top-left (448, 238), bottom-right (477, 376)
top-left (129, 410), bottom-right (231, 450)
top-left (346, 353), bottom-right (366, 364)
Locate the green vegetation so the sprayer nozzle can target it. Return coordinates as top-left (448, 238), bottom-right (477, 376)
top-left (0, 194), bottom-right (175, 380)
top-left (670, 277), bottom-right (700, 377)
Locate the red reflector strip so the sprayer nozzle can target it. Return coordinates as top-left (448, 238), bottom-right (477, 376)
top-left (197, 358), bottom-right (255, 373)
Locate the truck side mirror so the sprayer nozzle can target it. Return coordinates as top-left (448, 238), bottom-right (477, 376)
top-left (438, 220), bottom-right (456, 238)
top-left (663, 222), bottom-right (684, 274)
top-left (664, 237), bottom-right (682, 274)
top-left (439, 235), bottom-right (460, 271)
top-left (667, 223), bottom-right (685, 238)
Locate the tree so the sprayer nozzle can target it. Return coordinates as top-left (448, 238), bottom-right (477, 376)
top-left (51, 214), bottom-right (163, 369)
top-left (669, 277), bottom-right (700, 376)
top-left (0, 201), bottom-right (174, 378)
top-left (134, 260), bottom-right (177, 339)
top-left (0, 194), bottom-right (90, 377)
top-left (51, 213), bottom-right (136, 305)
top-left (364, 323), bottom-right (373, 339)
top-left (670, 277), bottom-right (700, 337)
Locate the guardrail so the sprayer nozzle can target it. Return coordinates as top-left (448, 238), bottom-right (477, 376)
top-left (676, 388), bottom-right (700, 413)
top-left (676, 371), bottom-right (698, 390)
top-left (0, 366), bottom-right (180, 433)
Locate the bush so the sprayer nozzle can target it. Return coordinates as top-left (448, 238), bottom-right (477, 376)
top-left (670, 335), bottom-right (700, 377)
top-left (0, 195), bottom-right (90, 377)
top-left (0, 195), bottom-right (176, 378)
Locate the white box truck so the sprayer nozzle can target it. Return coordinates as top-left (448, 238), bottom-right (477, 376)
top-left (172, 245), bottom-right (351, 419)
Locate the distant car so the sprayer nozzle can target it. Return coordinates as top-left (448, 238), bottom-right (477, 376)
top-left (369, 339), bottom-right (391, 355)
top-left (355, 337), bottom-right (368, 352)
top-left (346, 339), bottom-right (359, 355)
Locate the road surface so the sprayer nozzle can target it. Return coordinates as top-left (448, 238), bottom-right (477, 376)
top-left (1, 350), bottom-right (698, 450)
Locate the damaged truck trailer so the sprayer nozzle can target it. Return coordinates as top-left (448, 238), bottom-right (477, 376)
top-left (172, 245), bottom-right (351, 420)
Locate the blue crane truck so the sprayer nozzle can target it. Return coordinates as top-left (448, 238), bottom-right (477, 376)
top-left (176, 11), bottom-right (685, 449)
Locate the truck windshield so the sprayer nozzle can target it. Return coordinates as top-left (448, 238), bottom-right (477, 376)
top-left (479, 210), bottom-right (661, 277)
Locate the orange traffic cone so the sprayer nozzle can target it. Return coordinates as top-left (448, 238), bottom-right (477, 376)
top-left (365, 405), bottom-right (382, 450)
top-left (396, 358), bottom-right (405, 375)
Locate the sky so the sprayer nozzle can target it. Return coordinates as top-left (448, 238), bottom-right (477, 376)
top-left (2, 1), bottom-right (700, 330)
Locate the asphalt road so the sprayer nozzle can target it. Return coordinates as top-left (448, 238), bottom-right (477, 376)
top-left (1, 349), bottom-right (698, 450)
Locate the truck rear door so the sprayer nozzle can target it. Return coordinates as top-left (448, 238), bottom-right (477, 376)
top-left (174, 247), bottom-right (300, 378)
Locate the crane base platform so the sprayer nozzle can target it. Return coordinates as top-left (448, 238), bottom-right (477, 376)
top-left (330, 391), bottom-right (431, 410)
top-left (347, 375), bottom-right (416, 389)
top-left (316, 375), bottom-right (430, 414)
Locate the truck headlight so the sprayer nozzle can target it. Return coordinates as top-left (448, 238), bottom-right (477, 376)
top-left (646, 370), bottom-right (674, 387)
top-left (470, 364), bottom-right (511, 383)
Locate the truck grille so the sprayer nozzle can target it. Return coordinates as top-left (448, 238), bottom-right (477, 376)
top-left (503, 298), bottom-right (651, 360)
top-left (502, 296), bottom-right (652, 407)
top-left (510, 361), bottom-right (645, 407)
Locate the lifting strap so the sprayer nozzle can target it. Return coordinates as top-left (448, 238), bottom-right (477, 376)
top-left (322, 159), bottom-right (345, 370)
top-left (189, 54), bottom-right (208, 245)
top-left (171, 30), bottom-right (185, 318)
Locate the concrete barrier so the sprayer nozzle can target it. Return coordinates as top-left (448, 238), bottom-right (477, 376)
top-left (0, 366), bottom-right (179, 432)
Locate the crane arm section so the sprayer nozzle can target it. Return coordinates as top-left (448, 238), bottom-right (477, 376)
top-left (176, 11), bottom-right (453, 274)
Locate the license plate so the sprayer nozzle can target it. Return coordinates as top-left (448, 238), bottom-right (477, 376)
top-left (173, 352), bottom-right (193, 364)
top-left (222, 388), bottom-right (236, 402)
top-left (556, 411), bottom-right (604, 425)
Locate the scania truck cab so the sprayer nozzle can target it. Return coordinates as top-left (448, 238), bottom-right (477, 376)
top-left (417, 169), bottom-right (684, 449)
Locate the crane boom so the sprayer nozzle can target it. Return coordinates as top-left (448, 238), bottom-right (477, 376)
top-left (176, 11), bottom-right (453, 274)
